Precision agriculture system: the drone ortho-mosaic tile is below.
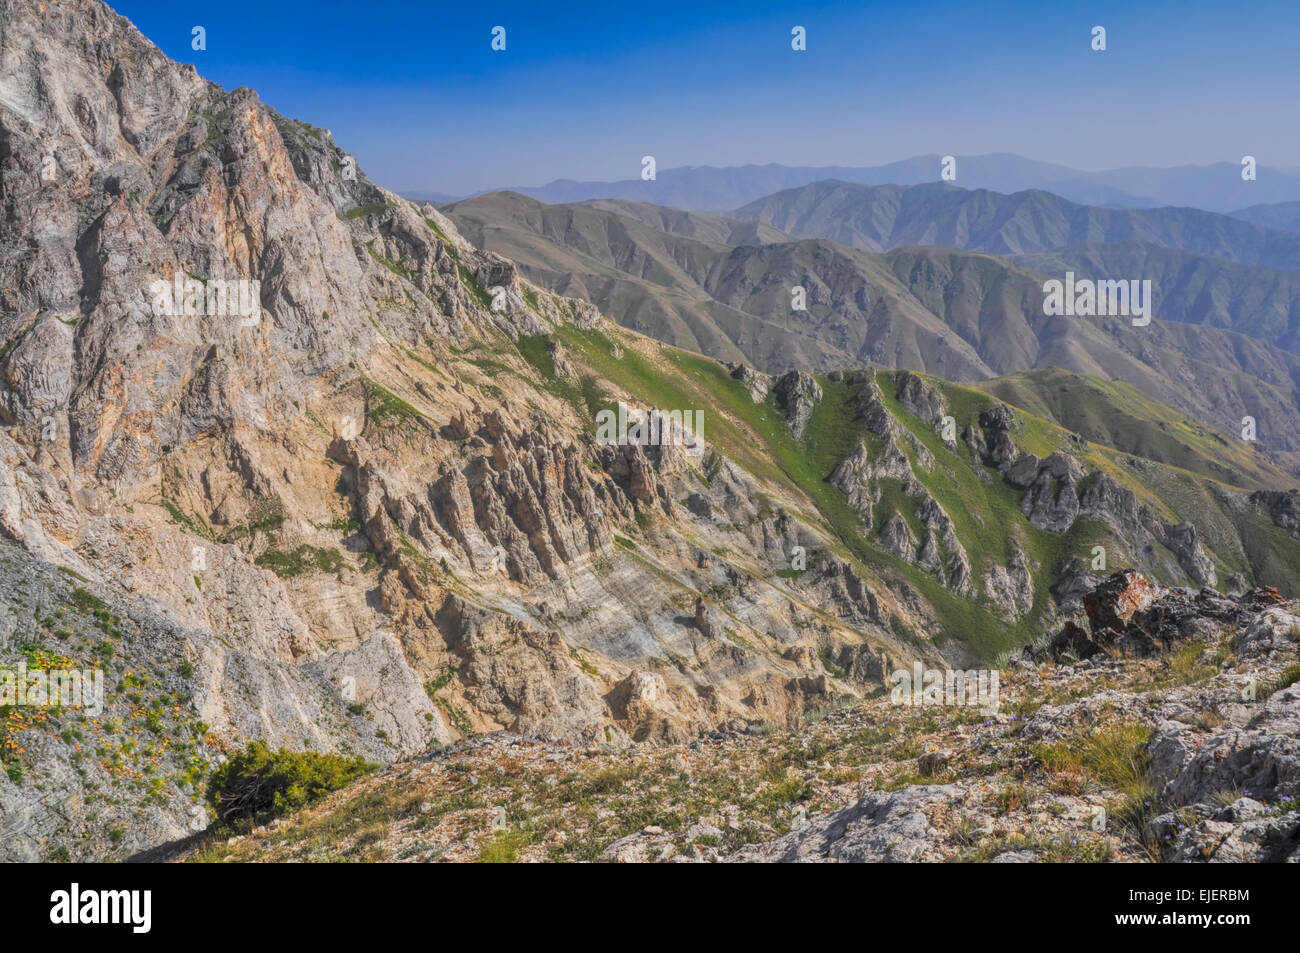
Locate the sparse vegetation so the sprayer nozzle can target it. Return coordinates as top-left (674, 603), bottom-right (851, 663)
top-left (254, 545), bottom-right (345, 578)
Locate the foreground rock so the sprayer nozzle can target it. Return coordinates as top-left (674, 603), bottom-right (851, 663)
top-left (1039, 569), bottom-right (1286, 661)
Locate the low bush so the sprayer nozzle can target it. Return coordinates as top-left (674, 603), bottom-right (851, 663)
top-left (206, 741), bottom-right (375, 826)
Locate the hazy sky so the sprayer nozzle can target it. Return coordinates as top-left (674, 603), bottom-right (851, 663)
top-left (112, 0), bottom-right (1299, 196)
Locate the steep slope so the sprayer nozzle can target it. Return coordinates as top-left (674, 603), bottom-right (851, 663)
top-left (883, 246), bottom-right (1300, 473)
top-left (442, 190), bottom-right (847, 369)
top-left (0, 0), bottom-right (911, 857)
top-left (975, 369), bottom-right (1289, 488)
top-left (1011, 242), bottom-right (1300, 353)
top-left (184, 575), bottom-right (1300, 864)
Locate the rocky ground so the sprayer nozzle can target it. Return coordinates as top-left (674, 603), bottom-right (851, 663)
top-left (180, 573), bottom-right (1300, 863)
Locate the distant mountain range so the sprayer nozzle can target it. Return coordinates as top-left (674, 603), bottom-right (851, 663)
top-left (732, 181), bottom-right (1300, 268)
top-left (729, 180), bottom-right (1300, 351)
top-left (428, 153), bottom-right (1300, 214)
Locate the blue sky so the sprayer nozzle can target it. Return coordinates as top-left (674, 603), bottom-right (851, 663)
top-left (111, 0), bottom-right (1299, 196)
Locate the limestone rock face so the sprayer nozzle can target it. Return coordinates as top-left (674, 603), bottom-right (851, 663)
top-left (879, 513), bottom-right (916, 561)
top-left (915, 492), bottom-right (974, 595)
top-left (977, 405), bottom-right (1022, 470)
top-left (1149, 683), bottom-right (1300, 810)
top-left (1017, 453), bottom-right (1084, 532)
top-left (433, 596), bottom-right (612, 739)
top-left (894, 371), bottom-right (946, 426)
top-left (827, 439), bottom-right (911, 526)
top-left (694, 598), bottom-right (726, 639)
top-left (1050, 556), bottom-right (1102, 616)
top-left (851, 375), bottom-right (898, 439)
top-left (983, 551), bottom-right (1035, 622)
top-left (773, 371), bottom-right (822, 439)
top-left (172, 571), bottom-right (1300, 865)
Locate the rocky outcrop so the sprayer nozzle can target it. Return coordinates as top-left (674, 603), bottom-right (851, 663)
top-left (850, 374), bottom-right (897, 438)
top-left (1049, 556), bottom-right (1102, 616)
top-left (983, 551), bottom-right (1035, 621)
top-left (1076, 473), bottom-right (1216, 587)
top-left (694, 598), bottom-right (726, 639)
top-left (1084, 570), bottom-right (1162, 634)
top-left (827, 440), bottom-right (910, 526)
top-left (728, 363), bottom-right (771, 403)
top-left (977, 407), bottom-right (1217, 587)
top-left (433, 596), bottom-right (613, 740)
top-left (894, 371), bottom-right (946, 426)
top-left (773, 371), bottom-right (822, 439)
top-left (977, 405), bottom-right (1022, 470)
top-left (879, 513), bottom-right (917, 561)
top-left (835, 643), bottom-right (891, 683)
top-left (1249, 489), bottom-right (1300, 535)
top-left (1037, 570), bottom-right (1286, 660)
top-left (914, 492), bottom-right (973, 595)
top-left (186, 573), bottom-right (1300, 865)
top-left (1150, 684), bottom-right (1300, 811)
top-left (1011, 452), bottom-right (1084, 532)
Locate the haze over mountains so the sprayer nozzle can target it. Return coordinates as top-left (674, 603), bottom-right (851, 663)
top-left (450, 154), bottom-right (1300, 215)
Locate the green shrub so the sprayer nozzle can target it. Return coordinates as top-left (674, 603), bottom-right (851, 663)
top-left (206, 741), bottom-right (375, 826)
